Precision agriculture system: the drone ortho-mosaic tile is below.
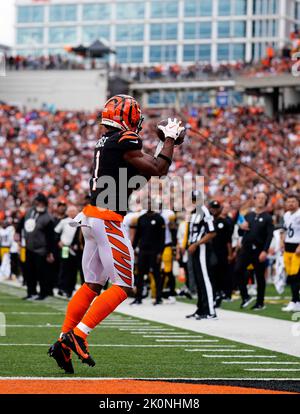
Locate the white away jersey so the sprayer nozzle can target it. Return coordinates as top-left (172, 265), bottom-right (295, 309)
top-left (283, 209), bottom-right (300, 244)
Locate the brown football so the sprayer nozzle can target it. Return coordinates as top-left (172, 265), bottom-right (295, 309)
top-left (156, 119), bottom-right (186, 146)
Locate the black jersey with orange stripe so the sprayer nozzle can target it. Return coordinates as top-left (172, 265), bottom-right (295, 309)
top-left (89, 129), bottom-right (143, 215)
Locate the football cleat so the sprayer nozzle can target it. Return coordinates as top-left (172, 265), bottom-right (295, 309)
top-left (61, 330), bottom-right (95, 367)
top-left (48, 339), bottom-right (74, 374)
top-left (240, 296), bottom-right (254, 309)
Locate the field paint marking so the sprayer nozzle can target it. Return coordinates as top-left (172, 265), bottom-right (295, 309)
top-left (143, 335), bottom-right (204, 338)
top-left (120, 328), bottom-right (174, 331)
top-left (100, 322), bottom-right (150, 324)
top-left (0, 324), bottom-right (147, 329)
top-left (223, 362), bottom-right (300, 365)
top-left (0, 343), bottom-right (221, 348)
top-left (245, 368), bottom-right (300, 372)
top-left (185, 349), bottom-right (254, 352)
top-left (184, 345), bottom-right (236, 349)
top-left (122, 330), bottom-right (176, 333)
top-left (4, 312), bottom-right (64, 315)
top-left (1, 376), bottom-right (300, 381)
top-left (3, 312), bottom-right (130, 319)
top-left (0, 324), bottom-right (61, 328)
top-left (203, 355), bottom-right (277, 358)
top-left (155, 339), bottom-right (219, 343)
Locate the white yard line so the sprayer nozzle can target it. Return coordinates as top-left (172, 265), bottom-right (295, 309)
top-left (155, 339), bottom-right (219, 342)
top-left (119, 329), bottom-right (175, 332)
top-left (0, 343), bottom-right (219, 348)
top-left (118, 299), bottom-right (300, 358)
top-left (0, 376), bottom-right (299, 381)
top-left (184, 345), bottom-right (236, 349)
top-left (203, 355), bottom-right (277, 358)
top-left (185, 349), bottom-right (255, 352)
top-left (245, 369), bottom-right (300, 372)
top-left (4, 312), bottom-right (63, 315)
top-left (185, 349), bottom-right (254, 352)
top-left (223, 362), bottom-right (300, 364)
top-left (142, 335), bottom-right (204, 338)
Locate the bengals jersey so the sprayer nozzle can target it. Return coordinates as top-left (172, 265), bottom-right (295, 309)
top-left (89, 129), bottom-right (142, 216)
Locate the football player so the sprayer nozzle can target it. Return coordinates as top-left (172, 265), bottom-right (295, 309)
top-left (281, 194), bottom-right (300, 312)
top-left (48, 95), bottom-right (185, 373)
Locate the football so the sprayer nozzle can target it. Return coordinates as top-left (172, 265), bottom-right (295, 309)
top-left (156, 119), bottom-right (186, 145)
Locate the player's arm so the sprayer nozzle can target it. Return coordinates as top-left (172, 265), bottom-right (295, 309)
top-left (123, 137), bottom-right (175, 179)
top-left (123, 118), bottom-right (185, 179)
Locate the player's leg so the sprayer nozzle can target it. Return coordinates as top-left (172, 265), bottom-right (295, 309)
top-left (72, 219), bottom-right (133, 341)
top-left (133, 250), bottom-right (149, 304)
top-left (234, 249), bottom-right (252, 307)
top-left (49, 224), bottom-right (105, 371)
top-left (252, 256), bottom-right (267, 308)
top-left (151, 252), bottom-right (163, 304)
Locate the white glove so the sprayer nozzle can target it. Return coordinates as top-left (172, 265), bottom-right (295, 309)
top-left (157, 118), bottom-right (185, 141)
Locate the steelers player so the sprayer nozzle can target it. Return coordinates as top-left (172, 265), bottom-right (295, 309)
top-left (48, 95), bottom-right (185, 373)
top-left (282, 194), bottom-right (300, 312)
top-left (161, 208), bottom-right (177, 302)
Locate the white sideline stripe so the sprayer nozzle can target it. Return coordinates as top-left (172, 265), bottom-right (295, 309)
top-left (155, 339), bottom-right (219, 342)
top-left (0, 324), bottom-right (61, 328)
top-left (203, 355), bottom-right (277, 358)
top-left (0, 324), bottom-right (147, 328)
top-left (4, 312), bottom-right (64, 315)
top-left (223, 362), bottom-right (300, 365)
top-left (185, 349), bottom-right (255, 352)
top-left (0, 343), bottom-right (218, 348)
top-left (119, 328), bottom-right (175, 334)
top-left (1, 376), bottom-right (300, 381)
top-left (143, 335), bottom-right (204, 338)
top-left (100, 321), bottom-right (150, 324)
top-left (245, 369), bottom-right (300, 372)
top-left (185, 349), bottom-right (254, 352)
top-left (184, 345), bottom-right (236, 349)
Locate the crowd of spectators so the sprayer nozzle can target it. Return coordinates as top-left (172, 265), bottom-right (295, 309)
top-left (0, 102), bottom-right (299, 304)
top-left (5, 32), bottom-right (300, 80)
top-left (0, 103), bottom-right (299, 223)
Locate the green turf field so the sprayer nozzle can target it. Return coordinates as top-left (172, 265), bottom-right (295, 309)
top-left (178, 284), bottom-right (296, 322)
top-left (0, 283), bottom-right (300, 380)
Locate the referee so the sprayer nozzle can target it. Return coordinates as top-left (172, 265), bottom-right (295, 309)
top-left (185, 193), bottom-right (217, 320)
top-left (235, 191), bottom-right (274, 310)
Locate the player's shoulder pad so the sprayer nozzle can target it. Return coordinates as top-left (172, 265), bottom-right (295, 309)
top-left (118, 130), bottom-right (141, 143)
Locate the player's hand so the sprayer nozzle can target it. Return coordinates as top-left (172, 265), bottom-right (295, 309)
top-left (258, 251), bottom-right (267, 263)
top-left (188, 243), bottom-right (198, 255)
top-left (157, 118), bottom-right (185, 141)
top-left (295, 245), bottom-right (300, 257)
top-left (156, 253), bottom-right (162, 263)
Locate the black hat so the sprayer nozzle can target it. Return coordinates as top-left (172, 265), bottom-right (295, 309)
top-left (209, 200), bottom-right (221, 209)
top-left (34, 193), bottom-right (48, 206)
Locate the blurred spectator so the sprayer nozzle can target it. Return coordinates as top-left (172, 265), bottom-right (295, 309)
top-left (235, 192), bottom-right (274, 310)
top-left (17, 193), bottom-right (55, 300)
top-left (209, 200), bottom-right (234, 307)
top-left (131, 209), bottom-right (165, 305)
top-left (55, 205), bottom-right (80, 298)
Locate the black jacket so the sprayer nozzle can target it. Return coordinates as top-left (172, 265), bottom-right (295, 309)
top-left (19, 208), bottom-right (55, 256)
top-left (239, 211), bottom-right (274, 253)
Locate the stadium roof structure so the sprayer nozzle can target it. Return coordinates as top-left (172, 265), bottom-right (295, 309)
top-left (68, 40), bottom-right (115, 58)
